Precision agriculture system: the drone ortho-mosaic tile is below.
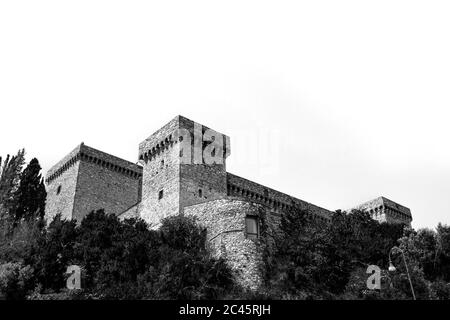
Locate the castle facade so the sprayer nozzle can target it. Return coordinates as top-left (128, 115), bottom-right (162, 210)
top-left (44, 115), bottom-right (412, 289)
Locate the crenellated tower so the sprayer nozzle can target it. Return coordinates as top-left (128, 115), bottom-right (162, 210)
top-left (137, 115), bottom-right (231, 227)
top-left (44, 143), bottom-right (142, 223)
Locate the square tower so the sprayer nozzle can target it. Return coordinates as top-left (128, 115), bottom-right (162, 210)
top-left (350, 196), bottom-right (412, 227)
top-left (45, 143), bottom-right (142, 223)
top-left (137, 115), bottom-right (231, 227)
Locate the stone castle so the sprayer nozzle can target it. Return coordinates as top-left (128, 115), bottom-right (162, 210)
top-left (44, 115), bottom-right (412, 289)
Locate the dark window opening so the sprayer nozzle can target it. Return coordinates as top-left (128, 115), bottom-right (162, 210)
top-left (56, 185), bottom-right (62, 195)
top-left (160, 160), bottom-right (165, 169)
top-left (158, 190), bottom-right (164, 200)
top-left (199, 189), bottom-right (203, 198)
top-left (245, 216), bottom-right (259, 239)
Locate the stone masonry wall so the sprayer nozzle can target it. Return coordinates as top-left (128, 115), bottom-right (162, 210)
top-left (73, 159), bottom-right (141, 222)
top-left (138, 117), bottom-right (181, 228)
top-left (184, 199), bottom-right (277, 290)
top-left (178, 115), bottom-right (230, 213)
top-left (180, 164), bottom-right (228, 210)
top-left (45, 143), bottom-right (142, 223)
top-left (45, 161), bottom-right (81, 222)
top-left (45, 144), bottom-right (84, 222)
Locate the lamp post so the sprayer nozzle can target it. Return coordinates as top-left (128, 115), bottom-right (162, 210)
top-left (388, 246), bottom-right (416, 300)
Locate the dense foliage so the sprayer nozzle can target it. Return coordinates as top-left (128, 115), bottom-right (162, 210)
top-left (1, 210), bottom-right (234, 300)
top-left (263, 208), bottom-right (450, 300)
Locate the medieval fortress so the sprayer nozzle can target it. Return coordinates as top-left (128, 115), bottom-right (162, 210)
top-left (44, 115), bottom-right (412, 288)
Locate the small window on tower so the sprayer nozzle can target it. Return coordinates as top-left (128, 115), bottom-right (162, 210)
top-left (245, 216), bottom-right (259, 239)
top-left (160, 160), bottom-right (164, 169)
top-left (198, 189), bottom-right (203, 198)
top-left (158, 190), bottom-right (164, 200)
top-left (56, 185), bottom-right (62, 195)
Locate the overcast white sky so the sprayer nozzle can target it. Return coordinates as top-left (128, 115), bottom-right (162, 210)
top-left (1, 1), bottom-right (449, 229)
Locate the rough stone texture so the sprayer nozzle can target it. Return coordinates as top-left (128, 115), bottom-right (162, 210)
top-left (138, 117), bottom-right (181, 228)
top-left (72, 158), bottom-right (141, 222)
top-left (184, 199), bottom-right (275, 290)
top-left (349, 196), bottom-right (412, 226)
top-left (118, 203), bottom-right (140, 220)
top-left (45, 148), bottom-right (81, 222)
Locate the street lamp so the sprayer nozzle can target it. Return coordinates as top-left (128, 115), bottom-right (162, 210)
top-left (388, 246), bottom-right (416, 300)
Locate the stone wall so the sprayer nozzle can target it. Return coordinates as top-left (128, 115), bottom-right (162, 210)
top-left (138, 117), bottom-right (181, 228)
top-left (118, 203), bottom-right (140, 220)
top-left (184, 199), bottom-right (277, 290)
top-left (45, 143), bottom-right (142, 223)
top-left (45, 144), bottom-right (82, 222)
top-left (178, 115), bottom-right (230, 212)
top-left (73, 159), bottom-right (141, 222)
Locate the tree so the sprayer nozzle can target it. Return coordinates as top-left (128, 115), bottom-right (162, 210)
top-left (266, 208), bottom-right (406, 299)
top-left (436, 224), bottom-right (450, 281)
top-left (266, 208), bottom-right (337, 298)
top-left (137, 215), bottom-right (233, 299)
top-left (399, 228), bottom-right (438, 281)
top-left (32, 214), bottom-right (77, 291)
top-left (0, 216), bottom-right (45, 266)
top-left (0, 149), bottom-right (25, 228)
top-left (0, 262), bottom-right (34, 300)
top-left (13, 158), bottom-right (47, 222)
top-left (68, 210), bottom-right (233, 299)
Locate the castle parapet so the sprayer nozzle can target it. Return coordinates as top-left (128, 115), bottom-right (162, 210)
top-left (46, 143), bottom-right (142, 185)
top-left (227, 173), bottom-right (332, 222)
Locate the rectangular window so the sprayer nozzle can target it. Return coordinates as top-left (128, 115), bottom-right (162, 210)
top-left (245, 216), bottom-right (259, 239)
top-left (158, 190), bottom-right (164, 200)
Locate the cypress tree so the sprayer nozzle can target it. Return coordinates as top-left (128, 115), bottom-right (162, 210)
top-left (14, 158), bottom-right (46, 221)
top-left (0, 149), bottom-right (25, 222)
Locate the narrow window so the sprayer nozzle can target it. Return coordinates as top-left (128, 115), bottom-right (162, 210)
top-left (198, 189), bottom-right (203, 198)
top-left (56, 185), bottom-right (62, 195)
top-left (158, 190), bottom-right (164, 200)
top-left (160, 160), bottom-right (165, 169)
top-left (245, 216), bottom-right (259, 239)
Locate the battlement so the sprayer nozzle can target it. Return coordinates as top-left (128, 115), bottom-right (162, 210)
top-left (138, 115), bottom-right (231, 164)
top-left (46, 143), bottom-right (142, 184)
top-left (227, 173), bottom-right (332, 222)
top-left (350, 196), bottom-right (412, 226)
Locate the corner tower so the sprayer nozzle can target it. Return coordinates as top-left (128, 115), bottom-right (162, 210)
top-left (45, 143), bottom-right (142, 223)
top-left (137, 115), bottom-right (231, 227)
